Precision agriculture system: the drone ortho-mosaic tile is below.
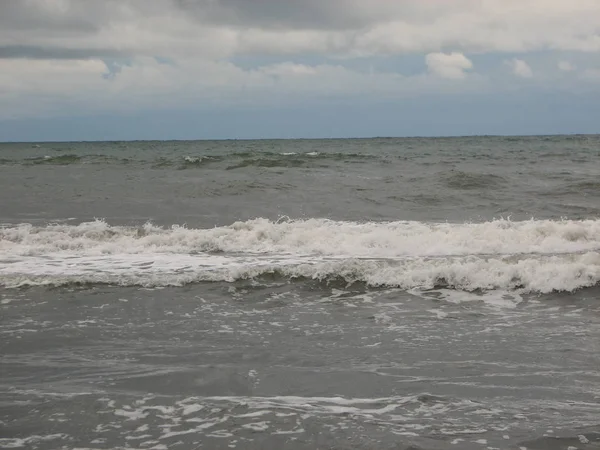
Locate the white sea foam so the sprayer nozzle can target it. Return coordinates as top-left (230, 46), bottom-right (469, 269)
top-left (0, 434), bottom-right (69, 449)
top-left (1, 218), bottom-right (600, 291)
top-left (3, 218), bottom-right (600, 257)
top-left (183, 156), bottom-right (210, 163)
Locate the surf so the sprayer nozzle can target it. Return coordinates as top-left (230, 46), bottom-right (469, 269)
top-left (1, 218), bottom-right (600, 292)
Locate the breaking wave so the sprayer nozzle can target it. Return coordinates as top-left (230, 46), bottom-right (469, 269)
top-left (1, 218), bottom-right (600, 292)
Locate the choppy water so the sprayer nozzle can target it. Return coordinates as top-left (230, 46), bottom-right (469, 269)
top-left (1, 136), bottom-right (600, 449)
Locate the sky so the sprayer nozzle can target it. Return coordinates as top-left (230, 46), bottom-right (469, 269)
top-left (1, 0), bottom-right (600, 141)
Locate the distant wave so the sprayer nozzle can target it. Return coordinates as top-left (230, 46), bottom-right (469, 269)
top-left (25, 154), bottom-right (83, 165)
top-left (178, 155), bottom-right (219, 169)
top-left (2, 218), bottom-right (600, 292)
top-left (0, 151), bottom-right (380, 168)
top-left (0, 155), bottom-right (132, 166)
top-left (224, 152), bottom-right (378, 170)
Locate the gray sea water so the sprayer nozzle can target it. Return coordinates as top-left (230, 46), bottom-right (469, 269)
top-left (1, 135), bottom-right (600, 449)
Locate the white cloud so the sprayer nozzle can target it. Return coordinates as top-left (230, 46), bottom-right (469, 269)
top-left (507, 59), bottom-right (533, 78)
top-left (426, 52), bottom-right (473, 79)
top-left (558, 61), bottom-right (576, 71)
top-left (258, 63), bottom-right (318, 77)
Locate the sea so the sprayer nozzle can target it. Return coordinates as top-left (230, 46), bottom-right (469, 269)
top-left (1, 135), bottom-right (599, 450)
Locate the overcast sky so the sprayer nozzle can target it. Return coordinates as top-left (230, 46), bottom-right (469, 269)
top-left (1, 0), bottom-right (599, 141)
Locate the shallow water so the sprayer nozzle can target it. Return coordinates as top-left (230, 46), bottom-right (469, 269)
top-left (2, 285), bottom-right (600, 449)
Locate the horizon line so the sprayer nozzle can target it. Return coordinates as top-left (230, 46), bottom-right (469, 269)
top-left (1, 132), bottom-right (598, 144)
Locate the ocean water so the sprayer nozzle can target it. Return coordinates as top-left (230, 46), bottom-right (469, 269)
top-left (1, 135), bottom-right (600, 450)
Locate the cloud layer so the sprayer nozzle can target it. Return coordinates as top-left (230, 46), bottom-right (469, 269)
top-left (0, 0), bottom-right (599, 123)
top-left (3, 0), bottom-right (600, 60)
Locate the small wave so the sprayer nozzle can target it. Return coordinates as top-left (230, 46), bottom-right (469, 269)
top-left (152, 157), bottom-right (173, 168)
top-left (178, 155), bottom-right (218, 169)
top-left (5, 151), bottom-right (378, 169)
top-left (442, 171), bottom-right (505, 190)
top-left (389, 194), bottom-right (444, 206)
top-left (24, 154), bottom-right (82, 165)
top-left (2, 218), bottom-right (600, 292)
top-left (16, 154), bottom-right (130, 166)
top-left (227, 157), bottom-right (312, 170)
top-left (225, 152), bottom-right (377, 170)
top-left (566, 181), bottom-right (600, 194)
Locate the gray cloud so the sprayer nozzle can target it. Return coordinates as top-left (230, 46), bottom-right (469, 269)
top-left (0, 45), bottom-right (127, 60)
top-left (1, 0), bottom-right (600, 61)
top-left (172, 0), bottom-right (473, 31)
top-left (0, 1), bottom-right (103, 33)
top-left (174, 0), bottom-right (381, 30)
